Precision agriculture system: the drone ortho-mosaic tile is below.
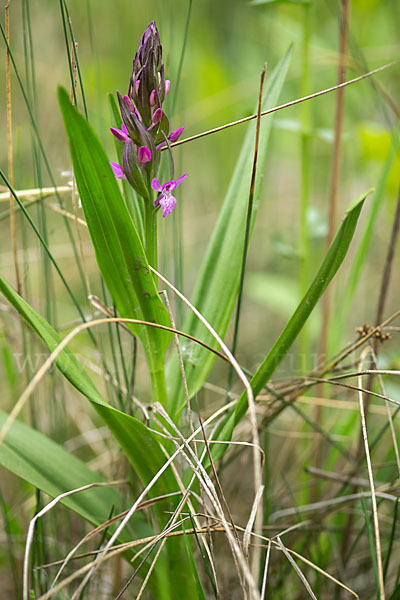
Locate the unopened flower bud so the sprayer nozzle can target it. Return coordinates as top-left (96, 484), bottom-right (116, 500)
top-left (123, 95), bottom-right (135, 112)
top-left (169, 127), bottom-right (184, 143)
top-left (152, 108), bottom-right (163, 125)
top-left (138, 146), bottom-right (152, 167)
top-left (149, 89), bottom-right (157, 107)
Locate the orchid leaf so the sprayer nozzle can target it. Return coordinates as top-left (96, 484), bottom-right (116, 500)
top-left (0, 409), bottom-right (126, 526)
top-left (166, 48), bottom-right (292, 418)
top-left (58, 87), bottom-right (171, 403)
top-left (0, 273), bottom-right (197, 598)
top-left (0, 272), bottom-right (176, 496)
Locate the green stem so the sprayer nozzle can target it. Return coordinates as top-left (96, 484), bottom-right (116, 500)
top-left (144, 192), bottom-right (168, 406)
top-left (145, 197), bottom-right (158, 270)
top-left (299, 3), bottom-right (311, 374)
top-left (149, 362), bottom-right (168, 406)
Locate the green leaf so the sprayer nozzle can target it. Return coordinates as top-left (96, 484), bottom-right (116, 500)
top-left (0, 273), bottom-right (175, 497)
top-left (212, 192), bottom-right (368, 460)
top-left (0, 410), bottom-right (125, 526)
top-left (0, 274), bottom-right (197, 598)
top-left (166, 48), bottom-right (292, 418)
top-left (58, 87), bottom-right (171, 402)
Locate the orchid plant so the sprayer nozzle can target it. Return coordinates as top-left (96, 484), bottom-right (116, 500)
top-left (0, 9), bottom-right (373, 598)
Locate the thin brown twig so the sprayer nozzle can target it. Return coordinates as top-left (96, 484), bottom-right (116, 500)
top-left (315, 0), bottom-right (351, 495)
top-left (357, 350), bottom-right (386, 599)
top-left (341, 187), bottom-right (400, 562)
top-left (364, 185), bottom-right (400, 413)
top-left (0, 315), bottom-right (228, 447)
top-left (167, 60), bottom-right (398, 150)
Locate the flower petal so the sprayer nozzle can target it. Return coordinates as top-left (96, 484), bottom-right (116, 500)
top-left (110, 162), bottom-right (127, 180)
top-left (151, 177), bottom-right (162, 192)
top-left (165, 80), bottom-right (171, 96)
top-left (175, 173), bottom-right (188, 187)
top-left (162, 181), bottom-right (177, 192)
top-left (169, 127), bottom-right (184, 143)
top-left (110, 127), bottom-right (130, 143)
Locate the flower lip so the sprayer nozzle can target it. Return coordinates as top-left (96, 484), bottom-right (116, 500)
top-left (151, 174), bottom-right (188, 217)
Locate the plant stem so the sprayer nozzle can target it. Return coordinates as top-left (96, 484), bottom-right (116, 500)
top-left (150, 363), bottom-right (168, 406)
top-left (144, 194), bottom-right (167, 405)
top-left (299, 3), bottom-right (311, 374)
top-left (145, 197), bottom-right (158, 271)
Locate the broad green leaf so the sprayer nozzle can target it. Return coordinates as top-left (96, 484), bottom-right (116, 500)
top-left (166, 48), bottom-right (292, 417)
top-left (0, 411), bottom-right (185, 599)
top-left (211, 193), bottom-right (368, 460)
top-left (0, 275), bottom-right (197, 598)
top-left (0, 273), bottom-right (175, 497)
top-left (0, 410), bottom-right (125, 526)
top-left (58, 87), bottom-right (171, 403)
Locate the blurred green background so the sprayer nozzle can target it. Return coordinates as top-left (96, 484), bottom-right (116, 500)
top-left (0, 1), bottom-right (400, 596)
top-left (1, 0), bottom-right (399, 364)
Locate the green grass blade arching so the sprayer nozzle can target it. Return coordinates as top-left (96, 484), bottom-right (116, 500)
top-left (0, 275), bottom-right (198, 598)
top-left (58, 87), bottom-right (172, 403)
top-left (0, 410), bottom-right (125, 526)
top-left (0, 273), bottom-right (176, 498)
top-left (166, 48), bottom-right (292, 417)
top-left (212, 193), bottom-right (368, 460)
top-left (0, 410), bottom-right (180, 599)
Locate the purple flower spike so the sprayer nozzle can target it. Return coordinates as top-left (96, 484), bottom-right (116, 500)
top-left (110, 162), bottom-right (127, 180)
top-left (151, 174), bottom-right (188, 218)
top-left (110, 123), bottom-right (130, 143)
top-left (169, 127), bottom-right (184, 143)
top-left (138, 146), bottom-right (152, 167)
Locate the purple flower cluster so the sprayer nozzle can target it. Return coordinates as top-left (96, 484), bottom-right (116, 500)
top-left (110, 22), bottom-right (187, 217)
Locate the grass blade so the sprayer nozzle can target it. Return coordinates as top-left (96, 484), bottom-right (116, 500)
top-left (166, 48), bottom-right (292, 417)
top-left (212, 192), bottom-right (369, 459)
top-left (58, 87), bottom-right (172, 403)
